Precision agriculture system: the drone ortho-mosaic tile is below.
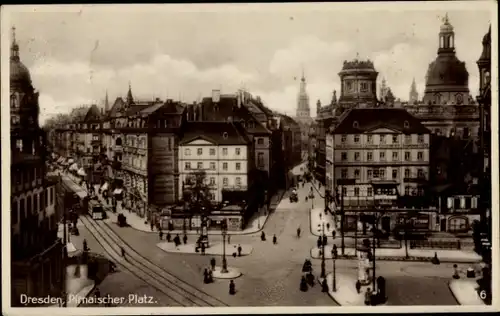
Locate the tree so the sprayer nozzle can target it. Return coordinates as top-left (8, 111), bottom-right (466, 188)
top-left (182, 171), bottom-right (213, 216)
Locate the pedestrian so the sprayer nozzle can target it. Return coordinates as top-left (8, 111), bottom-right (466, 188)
top-left (83, 239), bottom-right (88, 252)
top-left (332, 244), bottom-right (338, 258)
top-left (203, 269), bottom-right (209, 284)
top-left (297, 227), bottom-right (301, 238)
top-left (150, 222), bottom-right (154, 231)
top-left (208, 269), bottom-right (214, 283)
top-left (300, 276), bottom-right (308, 292)
top-left (166, 232), bottom-right (171, 242)
top-left (323, 235), bottom-right (327, 246)
top-left (237, 245), bottom-right (242, 257)
top-left (355, 280), bottom-right (361, 294)
top-left (228, 234), bottom-right (231, 244)
top-left (261, 231), bottom-right (266, 241)
top-left (121, 247), bottom-right (126, 258)
top-left (321, 278), bottom-right (329, 292)
top-left (364, 288), bottom-right (371, 305)
top-left (319, 213), bottom-right (322, 220)
top-left (229, 280), bottom-right (236, 295)
top-left (210, 257), bottom-right (216, 271)
top-left (317, 237), bottom-right (322, 249)
top-left (159, 230), bottom-right (163, 241)
top-left (183, 234), bottom-right (188, 244)
top-left (201, 243), bottom-right (206, 255)
top-left (332, 230), bottom-right (336, 239)
top-left (273, 234), bottom-right (277, 244)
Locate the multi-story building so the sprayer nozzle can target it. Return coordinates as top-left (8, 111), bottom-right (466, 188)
top-left (327, 108), bottom-right (432, 232)
top-left (178, 122), bottom-right (252, 203)
top-left (10, 28), bottom-right (63, 306)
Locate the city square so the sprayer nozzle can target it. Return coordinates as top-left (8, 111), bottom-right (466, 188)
top-left (3, 2), bottom-right (496, 313)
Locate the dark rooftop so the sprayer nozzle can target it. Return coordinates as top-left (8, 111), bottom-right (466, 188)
top-left (180, 121), bottom-right (251, 145)
top-left (332, 108), bottom-right (430, 134)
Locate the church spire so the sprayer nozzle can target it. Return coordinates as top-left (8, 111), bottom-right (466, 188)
top-left (438, 12), bottom-right (455, 53)
top-left (409, 77), bottom-right (419, 103)
top-left (104, 90), bottom-right (110, 112)
top-left (126, 81), bottom-right (134, 105)
top-left (296, 68), bottom-right (310, 120)
top-left (11, 26), bottom-right (20, 61)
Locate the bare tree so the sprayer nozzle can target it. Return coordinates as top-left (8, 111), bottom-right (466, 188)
top-left (182, 170), bottom-right (214, 216)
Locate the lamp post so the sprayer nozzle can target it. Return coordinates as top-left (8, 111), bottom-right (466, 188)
top-left (221, 219), bottom-right (228, 273)
top-left (321, 222), bottom-right (326, 278)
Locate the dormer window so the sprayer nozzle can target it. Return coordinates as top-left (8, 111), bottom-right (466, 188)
top-left (404, 121), bottom-right (410, 129)
top-left (223, 132), bottom-right (228, 139)
top-left (353, 121), bottom-right (359, 128)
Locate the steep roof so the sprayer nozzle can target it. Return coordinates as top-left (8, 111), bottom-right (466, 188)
top-left (83, 104), bottom-right (102, 123)
top-left (69, 106), bottom-right (90, 123)
top-left (180, 121), bottom-right (251, 146)
top-left (332, 108), bottom-right (430, 134)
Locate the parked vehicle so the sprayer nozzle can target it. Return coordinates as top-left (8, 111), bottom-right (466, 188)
top-left (88, 200), bottom-right (106, 220)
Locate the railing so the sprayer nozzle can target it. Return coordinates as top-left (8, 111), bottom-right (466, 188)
top-left (410, 239), bottom-right (474, 250)
top-left (335, 143), bottom-right (429, 149)
top-left (335, 160), bottom-right (428, 166)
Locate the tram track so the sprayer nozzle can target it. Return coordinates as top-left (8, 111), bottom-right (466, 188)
top-left (80, 214), bottom-right (229, 307)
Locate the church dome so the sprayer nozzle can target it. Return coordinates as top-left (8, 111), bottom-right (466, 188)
top-left (425, 54), bottom-right (469, 87)
top-left (10, 29), bottom-right (33, 91)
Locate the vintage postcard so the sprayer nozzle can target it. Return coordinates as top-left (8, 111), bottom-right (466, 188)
top-left (1, 1), bottom-right (498, 315)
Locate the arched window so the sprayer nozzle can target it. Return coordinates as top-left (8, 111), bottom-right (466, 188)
top-left (116, 137), bottom-right (122, 146)
top-left (223, 132), bottom-right (228, 139)
top-left (353, 121), bottom-right (359, 128)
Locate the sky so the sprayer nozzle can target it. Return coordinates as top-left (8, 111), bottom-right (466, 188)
top-left (4, 2), bottom-right (495, 124)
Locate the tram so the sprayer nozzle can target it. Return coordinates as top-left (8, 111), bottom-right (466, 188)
top-left (88, 199), bottom-right (106, 220)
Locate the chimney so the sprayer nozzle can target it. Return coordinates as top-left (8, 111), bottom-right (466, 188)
top-left (212, 89), bottom-right (221, 103)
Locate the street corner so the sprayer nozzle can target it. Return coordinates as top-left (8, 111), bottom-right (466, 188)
top-left (156, 241), bottom-right (253, 257)
top-left (211, 266), bottom-right (243, 279)
top-left (325, 272), bottom-right (378, 306)
top-left (310, 245), bottom-right (334, 259)
top-left (448, 278), bottom-right (486, 306)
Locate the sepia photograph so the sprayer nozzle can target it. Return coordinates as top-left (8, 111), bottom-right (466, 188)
top-left (1, 1), bottom-right (498, 315)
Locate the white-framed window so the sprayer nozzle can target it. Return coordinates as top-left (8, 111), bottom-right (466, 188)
top-left (379, 169), bottom-right (385, 179)
top-left (417, 152), bottom-right (424, 161)
top-left (405, 152), bottom-right (411, 161)
top-left (341, 135), bottom-right (347, 143)
top-left (209, 177), bottom-right (215, 185)
top-left (235, 148), bottom-right (241, 155)
top-left (341, 169), bottom-right (348, 179)
top-left (380, 151), bottom-right (385, 161)
top-left (354, 135), bottom-right (360, 143)
top-left (185, 162), bottom-right (191, 169)
top-left (257, 152), bottom-right (265, 168)
top-left (236, 163), bottom-right (241, 171)
top-left (257, 138), bottom-right (264, 145)
top-left (418, 134), bottom-right (424, 144)
top-left (405, 135), bottom-right (411, 144)
top-left (197, 162), bottom-right (203, 169)
top-left (341, 152), bottom-right (347, 161)
top-left (223, 162), bottom-right (228, 171)
top-left (210, 148), bottom-right (216, 155)
top-left (367, 152), bottom-right (373, 161)
top-left (210, 162), bottom-right (216, 170)
top-left (367, 187), bottom-right (373, 196)
top-left (367, 169), bottom-right (373, 179)
top-left (392, 169), bottom-right (398, 179)
top-left (354, 152), bottom-right (360, 161)
top-left (197, 148), bottom-right (203, 156)
top-left (404, 168), bottom-right (410, 178)
top-left (236, 177), bottom-right (241, 186)
top-left (367, 135), bottom-right (373, 143)
top-left (223, 177), bottom-right (228, 186)
top-left (354, 169), bottom-right (360, 179)
top-left (380, 135), bottom-right (386, 144)
top-left (222, 148), bottom-right (228, 156)
top-left (185, 148), bottom-right (191, 156)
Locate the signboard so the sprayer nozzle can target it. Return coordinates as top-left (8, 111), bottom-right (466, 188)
top-left (411, 215), bottom-right (429, 230)
top-left (191, 216), bottom-right (201, 228)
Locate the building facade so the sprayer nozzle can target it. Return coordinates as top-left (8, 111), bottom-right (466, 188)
top-left (10, 28), bottom-right (63, 306)
top-left (178, 122), bottom-right (252, 203)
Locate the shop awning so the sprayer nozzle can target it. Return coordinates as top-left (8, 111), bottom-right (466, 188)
top-left (101, 182), bottom-right (109, 191)
top-left (69, 163), bottom-right (78, 171)
top-left (113, 188), bottom-right (123, 195)
top-left (77, 168), bottom-right (87, 176)
top-left (67, 158), bottom-right (75, 164)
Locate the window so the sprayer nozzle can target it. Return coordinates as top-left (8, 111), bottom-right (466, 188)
top-left (353, 121), bottom-right (359, 128)
top-left (210, 177), bottom-right (216, 185)
top-left (380, 151), bottom-right (385, 161)
top-left (360, 82), bottom-right (368, 92)
top-left (379, 169), bottom-right (385, 179)
top-left (367, 169), bottom-right (373, 179)
top-left (210, 193), bottom-right (216, 200)
top-left (197, 162), bottom-right (203, 169)
top-left (223, 177), bottom-right (228, 186)
top-left (185, 148), bottom-right (191, 156)
top-left (417, 152), bottom-right (423, 161)
top-left (367, 152), bottom-right (373, 161)
top-left (418, 134), bottom-right (424, 143)
top-left (404, 121), bottom-right (410, 129)
top-left (373, 169), bottom-right (379, 178)
top-left (210, 148), bottom-right (216, 155)
top-left (417, 188), bottom-right (424, 196)
top-left (341, 169), bottom-right (348, 179)
top-left (223, 162), bottom-right (228, 171)
top-left (257, 138), bottom-right (264, 145)
top-left (404, 151), bottom-right (411, 161)
top-left (236, 177), bottom-right (241, 186)
top-left (354, 187), bottom-right (360, 196)
top-left (210, 162), bottom-right (216, 170)
top-left (342, 187), bottom-right (347, 196)
top-left (405, 135), bottom-right (411, 144)
top-left (16, 139), bottom-right (23, 151)
top-left (354, 152), bottom-right (360, 161)
top-left (236, 163), bottom-right (241, 171)
top-left (449, 217), bottom-right (467, 232)
top-left (417, 169), bottom-right (424, 178)
top-left (404, 168), bottom-right (410, 178)
top-left (354, 169), bottom-right (360, 179)
top-left (367, 135), bottom-right (373, 143)
top-left (197, 148), bottom-right (203, 156)
top-left (341, 152), bottom-right (347, 161)
top-left (185, 162), bottom-right (191, 170)
top-left (222, 148), bottom-right (228, 156)
top-left (392, 151), bottom-right (398, 160)
top-left (354, 135), bottom-right (360, 143)
top-left (392, 169), bottom-right (398, 179)
top-left (341, 135), bottom-right (347, 143)
top-left (367, 187), bottom-right (373, 196)
top-left (380, 135), bottom-right (386, 144)
top-left (405, 186), bottom-right (410, 195)
top-left (236, 148), bottom-right (241, 155)
top-left (392, 135), bottom-right (398, 143)
top-left (257, 152), bottom-right (265, 168)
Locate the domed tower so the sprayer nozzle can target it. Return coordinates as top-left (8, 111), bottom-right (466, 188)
top-left (338, 58), bottom-right (378, 109)
top-left (423, 14), bottom-right (470, 106)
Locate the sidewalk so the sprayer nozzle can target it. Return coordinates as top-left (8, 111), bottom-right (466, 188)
top-left (309, 207), bottom-right (336, 237)
top-left (64, 264), bottom-right (96, 307)
top-left (324, 272), bottom-right (373, 306)
top-left (449, 278), bottom-right (485, 305)
top-left (310, 246), bottom-right (482, 263)
top-left (157, 241), bottom-right (253, 256)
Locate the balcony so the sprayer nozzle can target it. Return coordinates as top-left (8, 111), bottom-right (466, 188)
top-left (222, 185), bottom-right (248, 191)
top-left (336, 160), bottom-right (428, 166)
top-left (335, 143), bottom-right (429, 150)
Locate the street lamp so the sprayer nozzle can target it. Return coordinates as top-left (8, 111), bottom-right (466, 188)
top-left (221, 219), bottom-right (228, 273)
top-left (332, 246), bottom-right (337, 292)
top-left (321, 222), bottom-right (326, 278)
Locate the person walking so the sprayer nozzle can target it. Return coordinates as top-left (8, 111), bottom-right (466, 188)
top-left (297, 227), bottom-right (301, 238)
top-left (227, 234), bottom-right (231, 244)
top-left (237, 245), bottom-right (242, 257)
top-left (272, 234), bottom-right (277, 245)
top-left (210, 257), bottom-right (216, 271)
top-left (159, 230), bottom-right (163, 241)
top-left (183, 234), bottom-right (188, 245)
top-left (261, 231), bottom-right (266, 241)
top-left (121, 247), bottom-right (126, 259)
top-left (355, 280), bottom-right (361, 294)
top-left (166, 231), bottom-right (171, 242)
top-left (229, 280), bottom-right (236, 295)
